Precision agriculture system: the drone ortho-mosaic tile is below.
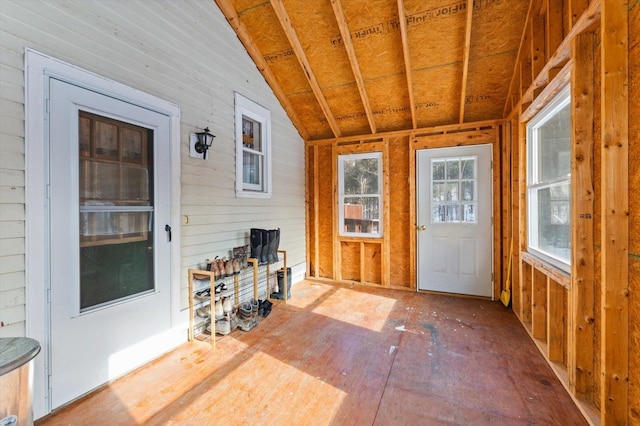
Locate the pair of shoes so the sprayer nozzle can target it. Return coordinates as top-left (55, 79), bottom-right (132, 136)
top-left (258, 299), bottom-right (272, 318)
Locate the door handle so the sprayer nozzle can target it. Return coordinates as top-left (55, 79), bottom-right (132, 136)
top-left (165, 224), bottom-right (172, 242)
top-left (417, 225), bottom-right (426, 231)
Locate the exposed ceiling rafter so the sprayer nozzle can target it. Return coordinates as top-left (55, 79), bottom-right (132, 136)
top-left (269, 0), bottom-right (342, 138)
top-left (459, 0), bottom-right (474, 124)
top-left (214, 0), bottom-right (310, 141)
top-left (397, 0), bottom-right (417, 129)
top-left (330, 0), bottom-right (377, 134)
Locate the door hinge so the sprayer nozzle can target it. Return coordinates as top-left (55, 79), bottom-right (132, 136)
top-left (45, 98), bottom-right (50, 113)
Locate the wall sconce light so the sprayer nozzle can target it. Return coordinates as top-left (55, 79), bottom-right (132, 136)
top-left (189, 127), bottom-right (216, 159)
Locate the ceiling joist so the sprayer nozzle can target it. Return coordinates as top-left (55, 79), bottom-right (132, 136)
top-left (459, 0), bottom-right (474, 124)
top-left (330, 0), bottom-right (377, 134)
top-left (269, 0), bottom-right (342, 138)
top-left (396, 0), bottom-right (417, 129)
top-left (214, 0), bottom-right (310, 141)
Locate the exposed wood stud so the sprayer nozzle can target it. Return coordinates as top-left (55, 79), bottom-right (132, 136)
top-left (532, 269), bottom-right (547, 340)
top-left (269, 0), bottom-right (342, 138)
top-left (600, 1), bottom-right (629, 423)
top-left (547, 281), bottom-right (564, 362)
top-left (545, 0), bottom-right (564, 60)
top-left (459, 0), bottom-right (474, 124)
top-left (531, 13), bottom-right (546, 86)
top-left (504, 0), bottom-right (601, 117)
top-left (569, 31), bottom-right (595, 401)
top-left (396, 0), bottom-right (417, 129)
top-left (314, 146), bottom-right (320, 278)
top-left (329, 0), bottom-right (376, 134)
top-left (214, 0), bottom-right (310, 141)
top-left (382, 139), bottom-right (391, 286)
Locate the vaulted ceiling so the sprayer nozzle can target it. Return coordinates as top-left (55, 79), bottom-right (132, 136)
top-left (215, 0), bottom-right (530, 141)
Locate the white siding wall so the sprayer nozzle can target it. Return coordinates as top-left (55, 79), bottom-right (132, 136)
top-left (0, 0), bottom-right (306, 337)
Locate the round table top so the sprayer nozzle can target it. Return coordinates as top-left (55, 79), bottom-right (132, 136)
top-left (0, 337), bottom-right (41, 376)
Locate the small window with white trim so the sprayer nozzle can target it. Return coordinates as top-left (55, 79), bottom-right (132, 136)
top-left (235, 93), bottom-right (271, 198)
top-left (526, 85), bottom-right (571, 271)
top-left (338, 152), bottom-right (383, 237)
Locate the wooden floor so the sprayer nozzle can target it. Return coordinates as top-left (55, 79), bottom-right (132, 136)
top-left (37, 280), bottom-right (587, 425)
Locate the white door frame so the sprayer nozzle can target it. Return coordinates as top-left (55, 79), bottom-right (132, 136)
top-left (25, 49), bottom-right (184, 418)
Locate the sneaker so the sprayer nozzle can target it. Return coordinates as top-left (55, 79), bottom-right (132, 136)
top-left (215, 318), bottom-right (231, 335)
top-left (196, 306), bottom-right (211, 318)
top-left (222, 296), bottom-right (232, 314)
top-left (215, 299), bottom-right (224, 320)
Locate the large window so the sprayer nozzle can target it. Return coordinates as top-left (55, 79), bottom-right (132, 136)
top-left (338, 152), bottom-right (382, 237)
top-left (235, 93), bottom-right (271, 198)
top-left (527, 85), bottom-right (571, 271)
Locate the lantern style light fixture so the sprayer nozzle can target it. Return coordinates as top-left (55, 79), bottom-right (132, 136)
top-left (190, 127), bottom-right (216, 159)
top-left (194, 127), bottom-right (215, 159)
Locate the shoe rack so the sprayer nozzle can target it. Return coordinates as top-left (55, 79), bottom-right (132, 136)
top-left (188, 249), bottom-right (287, 348)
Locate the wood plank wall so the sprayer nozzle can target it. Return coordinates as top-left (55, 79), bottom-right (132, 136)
top-left (306, 122), bottom-right (501, 296)
top-left (505, 0), bottom-right (637, 424)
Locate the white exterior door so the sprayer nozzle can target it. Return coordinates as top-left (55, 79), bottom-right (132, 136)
top-left (417, 144), bottom-right (493, 297)
top-left (48, 78), bottom-right (174, 408)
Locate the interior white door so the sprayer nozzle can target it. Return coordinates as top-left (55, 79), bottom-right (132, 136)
top-left (48, 78), bottom-right (173, 408)
top-left (417, 144), bottom-right (493, 297)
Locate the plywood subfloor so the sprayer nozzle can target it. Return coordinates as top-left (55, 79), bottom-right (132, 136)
top-left (36, 280), bottom-right (587, 425)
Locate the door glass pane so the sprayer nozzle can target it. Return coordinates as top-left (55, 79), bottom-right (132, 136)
top-left (78, 112), bottom-right (154, 312)
top-left (431, 156), bottom-right (477, 224)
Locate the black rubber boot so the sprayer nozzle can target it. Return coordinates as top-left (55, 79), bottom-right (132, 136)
top-left (267, 229), bottom-right (279, 263)
top-left (259, 230), bottom-right (269, 265)
top-left (249, 228), bottom-right (263, 266)
top-left (271, 267), bottom-right (291, 300)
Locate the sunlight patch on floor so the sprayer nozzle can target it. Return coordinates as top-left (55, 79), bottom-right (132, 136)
top-left (311, 288), bottom-right (396, 332)
top-left (163, 349), bottom-right (347, 424)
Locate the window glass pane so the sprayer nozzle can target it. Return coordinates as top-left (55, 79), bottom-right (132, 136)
top-left (537, 103), bottom-right (571, 182)
top-left (343, 158), bottom-right (379, 195)
top-left (95, 121), bottom-right (118, 159)
top-left (243, 151), bottom-right (262, 186)
top-left (432, 203), bottom-right (446, 223)
top-left (527, 87), bottom-right (571, 270)
top-left (535, 182), bottom-right (570, 262)
top-left (121, 128), bottom-right (144, 163)
top-left (343, 196), bottom-right (380, 234)
top-left (93, 162), bottom-right (120, 201)
top-left (80, 236), bottom-right (154, 310)
top-left (122, 165), bottom-right (149, 201)
top-left (242, 116), bottom-right (261, 152)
